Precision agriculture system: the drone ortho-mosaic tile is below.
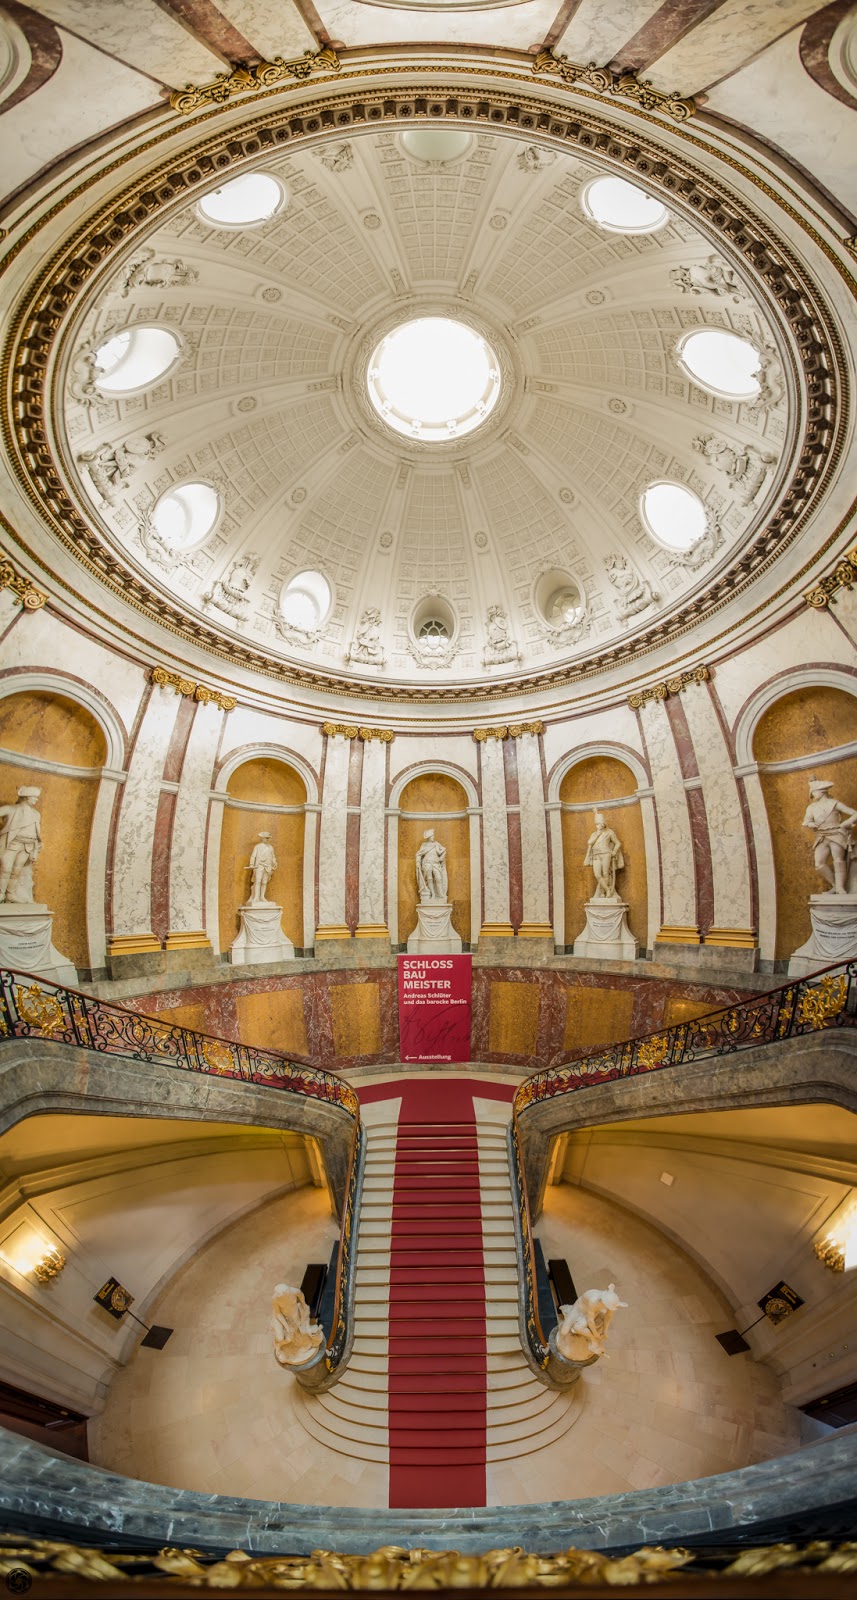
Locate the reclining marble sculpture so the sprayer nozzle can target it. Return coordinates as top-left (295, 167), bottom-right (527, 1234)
top-left (271, 1284), bottom-right (324, 1367)
top-left (556, 1284), bottom-right (627, 1361)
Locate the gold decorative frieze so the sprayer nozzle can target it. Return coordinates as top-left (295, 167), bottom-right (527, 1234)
top-left (474, 726), bottom-right (508, 741)
top-left (474, 722), bottom-right (544, 741)
top-left (508, 722), bottom-right (544, 738)
top-left (358, 727), bottom-right (395, 743)
top-left (0, 556), bottom-right (46, 612)
top-left (532, 50), bottom-right (695, 123)
top-left (628, 665), bottom-right (709, 709)
top-left (170, 48), bottom-right (340, 115)
top-left (150, 666), bottom-right (236, 713)
top-left (322, 724), bottom-right (394, 741)
top-left (804, 545), bottom-right (857, 609)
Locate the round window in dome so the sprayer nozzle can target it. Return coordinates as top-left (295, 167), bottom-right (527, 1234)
top-left (197, 171), bottom-right (286, 228)
top-left (93, 325), bottom-right (181, 394)
top-left (400, 129), bottom-right (473, 165)
top-left (581, 175), bottom-right (668, 234)
top-left (367, 317), bottom-right (501, 443)
top-left (150, 482), bottom-right (221, 550)
top-left (279, 569), bottom-right (332, 632)
top-left (676, 329), bottom-right (762, 399)
top-left (641, 481), bottom-right (708, 551)
top-left (534, 569), bottom-right (586, 632)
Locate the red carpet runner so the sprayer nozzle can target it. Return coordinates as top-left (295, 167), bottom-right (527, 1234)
top-left (359, 1079), bottom-right (514, 1509)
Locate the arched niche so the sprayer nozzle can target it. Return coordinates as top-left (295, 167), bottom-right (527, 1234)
top-left (218, 757), bottom-right (307, 953)
top-left (754, 685), bottom-right (857, 960)
top-left (397, 773), bottom-right (471, 947)
top-left (0, 690), bottom-right (107, 970)
top-left (559, 755), bottom-right (647, 952)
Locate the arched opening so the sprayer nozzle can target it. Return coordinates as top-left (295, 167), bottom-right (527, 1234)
top-left (217, 757), bottom-right (307, 955)
top-left (397, 772), bottom-right (471, 947)
top-left (560, 755), bottom-right (647, 955)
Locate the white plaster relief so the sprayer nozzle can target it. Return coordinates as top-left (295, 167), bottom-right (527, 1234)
top-left (516, 735), bottom-right (550, 926)
top-left (358, 737), bottom-right (387, 928)
top-left (169, 707), bottom-right (223, 936)
top-left (479, 737), bottom-right (511, 927)
top-left (682, 681), bottom-right (751, 930)
top-left (112, 689), bottom-right (180, 935)
top-left (555, 0), bottom-right (665, 66)
top-left (317, 735), bottom-right (351, 929)
top-left (640, 700), bottom-right (697, 930)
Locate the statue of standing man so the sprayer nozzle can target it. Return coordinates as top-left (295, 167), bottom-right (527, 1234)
top-left (416, 828), bottom-right (449, 903)
top-left (584, 812), bottom-right (624, 901)
top-left (802, 779), bottom-right (856, 896)
top-left (0, 786), bottom-right (42, 904)
top-left (246, 831), bottom-right (277, 904)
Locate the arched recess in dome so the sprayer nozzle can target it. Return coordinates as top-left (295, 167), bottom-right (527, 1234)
top-left (0, 687), bottom-right (109, 973)
top-left (750, 681), bottom-right (857, 963)
top-left (216, 756), bottom-right (308, 958)
top-left (556, 754), bottom-right (650, 978)
top-left (394, 771), bottom-right (473, 950)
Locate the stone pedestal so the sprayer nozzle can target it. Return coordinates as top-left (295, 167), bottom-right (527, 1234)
top-left (406, 901), bottom-right (462, 955)
top-left (0, 904), bottom-right (77, 985)
top-left (573, 899), bottom-right (637, 962)
top-left (788, 894), bottom-right (857, 977)
top-left (231, 902), bottom-right (295, 965)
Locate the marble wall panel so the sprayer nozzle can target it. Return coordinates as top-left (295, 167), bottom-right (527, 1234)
top-left (0, 609), bottom-right (143, 734)
top-left (555, 0), bottom-right (665, 63)
top-left (317, 734), bottom-right (351, 930)
top-left (517, 734), bottom-right (550, 926)
top-left (479, 737), bottom-right (511, 928)
top-left (543, 705), bottom-right (645, 791)
top-left (683, 681), bottom-right (752, 931)
top-left (715, 609), bottom-right (857, 734)
top-left (33, 0), bottom-right (223, 87)
top-left (389, 733), bottom-right (478, 789)
top-left (112, 688), bottom-right (180, 937)
top-left (218, 0), bottom-right (316, 56)
top-left (358, 737), bottom-right (386, 929)
top-left (639, 700), bottom-right (697, 931)
top-left (217, 709), bottom-right (321, 793)
top-left (0, 592), bottom-right (21, 633)
top-left (169, 707), bottom-right (224, 937)
top-left (649, 0), bottom-right (821, 97)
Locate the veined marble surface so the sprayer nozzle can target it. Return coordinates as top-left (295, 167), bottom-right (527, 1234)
top-left (640, 700), bottom-right (697, 931)
top-left (317, 734), bottom-right (351, 929)
top-left (389, 734), bottom-right (478, 790)
top-left (112, 688), bottom-right (181, 937)
top-left (479, 736), bottom-right (512, 927)
top-left (517, 733), bottom-right (550, 927)
top-left (34, 0), bottom-right (223, 87)
top-left (555, 0), bottom-right (664, 69)
top-left (169, 706), bottom-right (225, 936)
top-left (710, 604), bottom-right (856, 730)
top-left (358, 737), bottom-right (387, 929)
top-left (682, 682), bottom-right (751, 931)
top-left (1, 608), bottom-right (143, 733)
top-left (220, 0), bottom-right (316, 58)
top-left (652, 0), bottom-right (824, 99)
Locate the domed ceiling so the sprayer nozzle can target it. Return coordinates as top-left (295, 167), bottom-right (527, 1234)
top-left (55, 124), bottom-right (797, 693)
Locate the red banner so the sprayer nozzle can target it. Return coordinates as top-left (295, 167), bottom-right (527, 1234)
top-left (397, 954), bottom-right (472, 1063)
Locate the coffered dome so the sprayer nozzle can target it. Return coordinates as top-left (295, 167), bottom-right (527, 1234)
top-left (53, 125), bottom-right (806, 695)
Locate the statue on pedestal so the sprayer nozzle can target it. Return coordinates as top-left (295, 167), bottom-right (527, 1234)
top-left (573, 810), bottom-right (636, 960)
top-left (556, 1284), bottom-right (628, 1362)
top-left (584, 812), bottom-right (624, 901)
top-left (407, 828), bottom-right (461, 954)
top-left (0, 787), bottom-right (42, 903)
top-left (246, 832), bottom-right (277, 905)
top-left (272, 1284), bottom-right (324, 1367)
top-left (416, 829), bottom-right (448, 903)
top-left (232, 828), bottom-right (294, 964)
top-left (802, 779), bottom-right (857, 896)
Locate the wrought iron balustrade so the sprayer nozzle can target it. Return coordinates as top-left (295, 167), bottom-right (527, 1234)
top-left (510, 960), bottom-right (857, 1373)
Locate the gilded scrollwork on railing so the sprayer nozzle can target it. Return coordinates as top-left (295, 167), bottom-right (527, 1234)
top-left (509, 1117), bottom-right (550, 1371)
top-left (170, 49), bottom-right (340, 115)
top-left (325, 1119), bottom-right (363, 1373)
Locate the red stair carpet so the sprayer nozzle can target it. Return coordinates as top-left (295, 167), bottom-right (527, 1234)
top-left (359, 1078), bottom-right (514, 1509)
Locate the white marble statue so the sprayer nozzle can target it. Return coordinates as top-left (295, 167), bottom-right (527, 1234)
top-left (802, 779), bottom-right (857, 896)
top-left (77, 431), bottom-right (164, 506)
top-left (0, 787), bottom-right (42, 903)
top-left (416, 828), bottom-right (448, 903)
top-left (121, 249), bottom-right (198, 297)
top-left (605, 556), bottom-right (658, 620)
top-left (246, 833), bottom-right (277, 905)
top-left (347, 606), bottom-right (385, 666)
top-left (271, 1284), bottom-right (324, 1367)
top-left (693, 434), bottom-right (777, 505)
top-left (557, 1284), bottom-right (628, 1361)
top-left (584, 812), bottom-right (624, 901)
top-left (202, 553), bottom-right (258, 621)
top-left (482, 604), bottom-right (522, 667)
top-left (669, 256), bottom-right (743, 301)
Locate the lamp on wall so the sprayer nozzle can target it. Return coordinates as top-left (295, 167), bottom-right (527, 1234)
top-left (32, 1246), bottom-right (66, 1283)
top-left (814, 1205), bottom-right (857, 1273)
top-left (0, 1223), bottom-right (66, 1283)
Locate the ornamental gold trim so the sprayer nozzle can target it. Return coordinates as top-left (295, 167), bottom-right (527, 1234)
top-left (358, 727), bottom-right (395, 742)
top-left (0, 556), bottom-right (46, 612)
top-left (474, 722), bottom-right (544, 740)
top-left (151, 666), bottom-right (236, 713)
top-left (532, 49), bottom-right (695, 123)
top-left (170, 49), bottom-right (341, 115)
top-left (322, 724), bottom-right (394, 741)
top-left (804, 544), bottom-right (857, 608)
top-left (628, 665), bottom-right (709, 709)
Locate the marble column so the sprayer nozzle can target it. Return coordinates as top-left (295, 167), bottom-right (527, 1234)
top-left (109, 684), bottom-right (181, 965)
top-left (639, 699), bottom-right (700, 951)
top-left (682, 680), bottom-right (757, 966)
top-left (477, 736), bottom-right (513, 940)
top-left (315, 730), bottom-right (352, 945)
top-left (516, 732), bottom-right (552, 940)
top-left (356, 736), bottom-right (389, 943)
top-left (166, 703), bottom-right (224, 962)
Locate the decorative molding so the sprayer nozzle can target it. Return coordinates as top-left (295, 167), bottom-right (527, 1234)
top-left (0, 556), bottom-right (46, 612)
top-left (474, 722), bottom-right (544, 741)
top-left (628, 665), bottom-right (710, 709)
top-left (508, 722), bottom-right (544, 738)
top-left (322, 724), bottom-right (394, 741)
top-left (150, 666), bottom-right (236, 713)
top-left (804, 544), bottom-right (857, 608)
top-left (532, 50), bottom-right (695, 123)
top-left (358, 727), bottom-right (394, 743)
top-left (169, 49), bottom-right (340, 115)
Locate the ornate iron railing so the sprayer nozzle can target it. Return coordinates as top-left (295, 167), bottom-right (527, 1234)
top-left (510, 960), bottom-right (857, 1372)
top-left (0, 967), bottom-right (362, 1379)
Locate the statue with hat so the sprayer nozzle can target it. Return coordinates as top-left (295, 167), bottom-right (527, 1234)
top-left (0, 786), bottom-right (42, 904)
top-left (802, 779), bottom-right (857, 897)
top-left (246, 831), bottom-right (277, 905)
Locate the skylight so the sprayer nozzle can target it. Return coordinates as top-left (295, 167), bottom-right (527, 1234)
top-left (93, 326), bottom-right (180, 393)
top-left (280, 570), bottom-right (331, 632)
top-left (198, 172), bottom-right (286, 227)
top-left (582, 176), bottom-right (669, 234)
top-left (400, 129), bottom-right (473, 164)
top-left (677, 329), bottom-right (762, 399)
top-left (641, 482), bottom-right (708, 551)
top-left (367, 317), bottom-right (500, 442)
top-left (151, 482), bottom-right (220, 549)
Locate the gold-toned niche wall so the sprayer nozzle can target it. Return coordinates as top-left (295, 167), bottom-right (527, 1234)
top-left (560, 756), bottom-right (647, 950)
top-left (398, 773), bottom-right (471, 946)
top-left (755, 685), bottom-right (857, 960)
top-left (218, 758), bottom-right (306, 953)
top-left (0, 691), bottom-right (107, 969)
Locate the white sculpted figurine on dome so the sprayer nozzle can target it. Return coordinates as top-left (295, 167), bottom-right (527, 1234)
top-left (416, 829), bottom-right (448, 903)
top-left (557, 1284), bottom-right (628, 1361)
top-left (203, 553), bottom-right (258, 621)
top-left (120, 249), bottom-right (198, 297)
top-left (0, 787), bottom-right (42, 904)
top-left (347, 607), bottom-right (385, 666)
top-left (802, 779), bottom-right (857, 897)
top-left (693, 434), bottom-right (777, 506)
top-left (482, 604), bottom-right (521, 667)
top-left (669, 256), bottom-right (743, 302)
top-left (271, 1284), bottom-right (324, 1367)
top-left (246, 832), bottom-right (277, 905)
top-left (77, 431), bottom-right (164, 507)
top-left (605, 556), bottom-right (658, 620)
top-left (585, 812), bottom-right (624, 902)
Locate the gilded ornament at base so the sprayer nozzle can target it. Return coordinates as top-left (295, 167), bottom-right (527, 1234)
top-left (150, 666), bottom-right (236, 713)
top-left (804, 545), bottom-right (857, 609)
top-left (628, 664), bottom-right (710, 709)
top-left (14, 983), bottom-right (64, 1034)
top-left (170, 49), bottom-right (340, 114)
top-left (532, 50), bottom-right (695, 122)
top-left (0, 557), bottom-right (46, 612)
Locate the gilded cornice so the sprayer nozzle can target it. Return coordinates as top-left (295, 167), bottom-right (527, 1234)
top-left (151, 665), bottom-right (236, 713)
top-left (170, 49), bottom-right (340, 114)
top-left (531, 50), bottom-right (695, 124)
top-left (628, 665), bottom-right (710, 709)
top-left (322, 724), bottom-right (395, 741)
top-left (804, 545), bottom-right (857, 609)
top-left (0, 556), bottom-right (46, 612)
top-left (474, 723), bottom-right (544, 740)
top-left (0, 63), bottom-right (850, 708)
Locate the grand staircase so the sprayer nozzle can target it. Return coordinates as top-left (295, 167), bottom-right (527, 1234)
top-left (296, 1079), bottom-right (580, 1507)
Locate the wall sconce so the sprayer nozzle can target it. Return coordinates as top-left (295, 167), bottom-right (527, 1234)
top-left (33, 1247), bottom-right (66, 1283)
top-left (0, 1224), bottom-right (66, 1283)
top-left (815, 1211), bottom-right (857, 1273)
